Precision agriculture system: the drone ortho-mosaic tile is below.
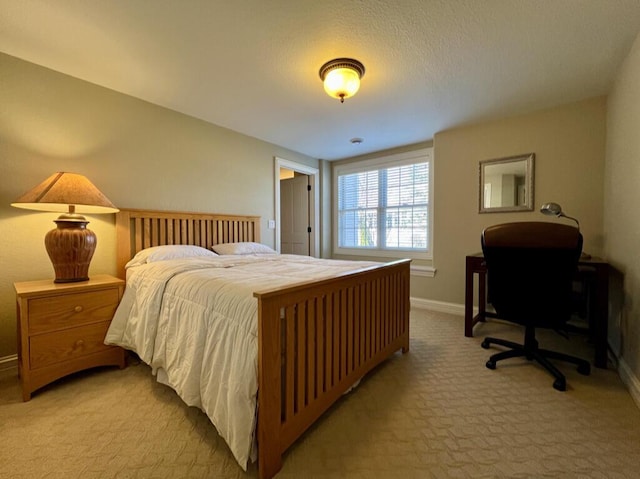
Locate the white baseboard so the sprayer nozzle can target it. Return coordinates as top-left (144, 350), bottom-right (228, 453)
top-left (618, 357), bottom-right (640, 409)
top-left (0, 354), bottom-right (18, 372)
top-left (410, 297), bottom-right (469, 316)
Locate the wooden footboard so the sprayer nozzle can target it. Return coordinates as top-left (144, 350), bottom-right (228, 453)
top-left (254, 258), bottom-right (411, 479)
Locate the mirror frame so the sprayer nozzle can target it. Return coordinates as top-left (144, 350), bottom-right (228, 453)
top-left (479, 153), bottom-right (535, 213)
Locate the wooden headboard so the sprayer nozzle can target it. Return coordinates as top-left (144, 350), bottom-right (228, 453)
top-left (115, 208), bottom-right (261, 279)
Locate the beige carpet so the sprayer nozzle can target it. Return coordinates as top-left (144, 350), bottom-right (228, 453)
top-left (1, 309), bottom-right (639, 479)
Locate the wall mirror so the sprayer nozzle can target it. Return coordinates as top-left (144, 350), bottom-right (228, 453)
top-left (479, 153), bottom-right (534, 213)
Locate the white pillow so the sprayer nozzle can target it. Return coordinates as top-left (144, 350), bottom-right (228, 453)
top-left (126, 245), bottom-right (218, 268)
top-left (212, 242), bottom-right (277, 255)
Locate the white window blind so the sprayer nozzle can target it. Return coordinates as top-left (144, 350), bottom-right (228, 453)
top-left (334, 148), bottom-right (432, 258)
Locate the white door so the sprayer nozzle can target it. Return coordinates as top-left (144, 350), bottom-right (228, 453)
top-left (280, 175), bottom-right (310, 255)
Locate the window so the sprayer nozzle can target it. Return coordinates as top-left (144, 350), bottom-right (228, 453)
top-left (334, 148), bottom-right (433, 259)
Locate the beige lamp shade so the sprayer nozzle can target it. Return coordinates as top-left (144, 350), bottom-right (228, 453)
top-left (11, 172), bottom-right (118, 214)
top-left (11, 172), bottom-right (118, 283)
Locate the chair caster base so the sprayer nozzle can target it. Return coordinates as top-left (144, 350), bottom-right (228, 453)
top-left (486, 360), bottom-right (496, 370)
top-left (577, 363), bottom-right (591, 375)
top-left (481, 339), bottom-right (490, 349)
top-left (553, 378), bottom-right (566, 391)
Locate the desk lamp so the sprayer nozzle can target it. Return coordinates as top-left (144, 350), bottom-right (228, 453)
top-left (540, 202), bottom-right (590, 259)
top-left (540, 202), bottom-right (580, 229)
top-left (12, 172), bottom-right (119, 283)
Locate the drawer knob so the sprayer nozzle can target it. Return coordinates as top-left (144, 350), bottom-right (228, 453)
top-left (74, 306), bottom-right (83, 313)
top-left (74, 339), bottom-right (85, 349)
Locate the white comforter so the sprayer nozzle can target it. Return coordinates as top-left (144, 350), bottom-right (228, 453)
top-left (105, 254), bottom-right (378, 469)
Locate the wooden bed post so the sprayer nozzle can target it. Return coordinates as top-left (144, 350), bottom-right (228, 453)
top-left (115, 210), bottom-right (132, 279)
top-left (256, 297), bottom-right (283, 479)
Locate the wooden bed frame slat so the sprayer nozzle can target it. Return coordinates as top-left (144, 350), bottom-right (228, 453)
top-left (115, 208), bottom-right (409, 479)
top-left (116, 208), bottom-right (261, 278)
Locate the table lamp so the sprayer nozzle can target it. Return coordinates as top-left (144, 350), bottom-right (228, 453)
top-left (11, 172), bottom-right (119, 283)
top-left (540, 202), bottom-right (580, 229)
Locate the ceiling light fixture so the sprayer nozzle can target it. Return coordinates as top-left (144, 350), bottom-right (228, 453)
top-left (319, 58), bottom-right (365, 103)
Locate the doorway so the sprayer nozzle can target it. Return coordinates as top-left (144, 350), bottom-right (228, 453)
top-left (280, 172), bottom-right (310, 255)
top-left (274, 157), bottom-right (319, 256)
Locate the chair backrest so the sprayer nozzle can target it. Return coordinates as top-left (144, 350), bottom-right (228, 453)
top-left (481, 222), bottom-right (582, 328)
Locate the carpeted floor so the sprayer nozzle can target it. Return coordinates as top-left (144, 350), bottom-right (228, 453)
top-left (1, 309), bottom-right (639, 478)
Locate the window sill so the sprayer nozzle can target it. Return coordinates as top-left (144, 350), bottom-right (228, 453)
top-left (334, 247), bottom-right (431, 261)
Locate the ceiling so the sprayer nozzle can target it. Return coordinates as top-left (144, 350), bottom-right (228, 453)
top-left (2, 1), bottom-right (640, 161)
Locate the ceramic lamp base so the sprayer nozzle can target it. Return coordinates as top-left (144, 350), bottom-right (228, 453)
top-left (45, 215), bottom-right (96, 283)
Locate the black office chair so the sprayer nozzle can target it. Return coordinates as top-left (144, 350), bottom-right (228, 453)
top-left (480, 222), bottom-right (591, 391)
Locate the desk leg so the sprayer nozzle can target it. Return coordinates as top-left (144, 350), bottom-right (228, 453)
top-left (478, 272), bottom-right (486, 323)
top-left (593, 264), bottom-right (609, 368)
top-left (465, 259), bottom-right (474, 337)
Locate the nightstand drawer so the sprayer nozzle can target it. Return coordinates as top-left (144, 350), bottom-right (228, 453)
top-left (28, 288), bottom-right (120, 334)
top-left (30, 321), bottom-right (114, 369)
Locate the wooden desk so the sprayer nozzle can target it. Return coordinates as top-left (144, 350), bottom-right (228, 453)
top-left (465, 253), bottom-right (610, 368)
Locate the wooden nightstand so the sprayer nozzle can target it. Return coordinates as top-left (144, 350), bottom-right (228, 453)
top-left (14, 274), bottom-right (126, 401)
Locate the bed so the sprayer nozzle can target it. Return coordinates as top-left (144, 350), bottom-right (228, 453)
top-left (108, 208), bottom-right (410, 479)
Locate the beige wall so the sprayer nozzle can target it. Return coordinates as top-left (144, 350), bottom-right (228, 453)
top-left (319, 159), bottom-right (332, 258)
top-left (423, 97), bottom-right (607, 305)
top-left (0, 53), bottom-right (318, 358)
top-left (605, 32), bottom-right (640, 388)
